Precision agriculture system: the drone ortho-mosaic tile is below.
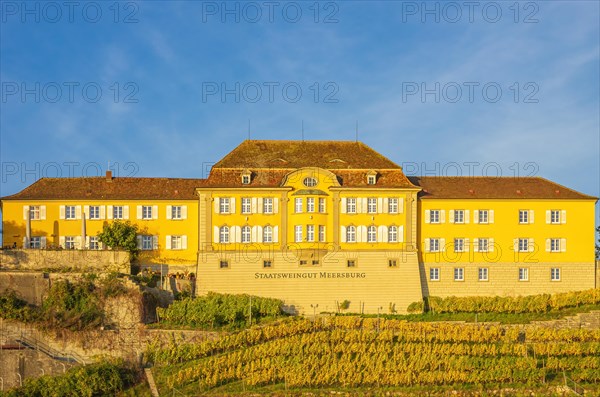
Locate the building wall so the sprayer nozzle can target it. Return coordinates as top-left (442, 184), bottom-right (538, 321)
top-left (1, 199), bottom-right (199, 265)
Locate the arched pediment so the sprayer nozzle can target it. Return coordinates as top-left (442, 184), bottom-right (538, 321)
top-left (280, 167), bottom-right (341, 188)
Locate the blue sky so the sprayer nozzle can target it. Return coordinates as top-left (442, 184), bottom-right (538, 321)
top-left (1, 1), bottom-right (599, 226)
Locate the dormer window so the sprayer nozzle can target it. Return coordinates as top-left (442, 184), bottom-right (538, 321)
top-left (366, 171), bottom-right (377, 185)
top-left (303, 177), bottom-right (318, 187)
top-left (241, 170), bottom-right (251, 185)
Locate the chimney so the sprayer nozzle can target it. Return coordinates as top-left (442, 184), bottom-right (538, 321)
top-left (106, 170), bottom-right (113, 182)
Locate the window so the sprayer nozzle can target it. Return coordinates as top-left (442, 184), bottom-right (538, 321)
top-left (263, 226), bottom-right (273, 243)
top-left (171, 205), bottom-right (182, 220)
top-left (238, 198), bottom-right (249, 214)
top-left (367, 175), bottom-right (376, 185)
top-left (551, 238), bottom-right (560, 252)
top-left (29, 236), bottom-right (41, 249)
top-left (388, 198), bottom-right (398, 214)
top-left (220, 260), bottom-right (229, 269)
top-left (303, 177), bottom-right (318, 187)
top-left (295, 225), bottom-right (302, 242)
top-left (299, 260), bottom-right (308, 266)
top-left (263, 198), bottom-right (273, 214)
top-left (478, 238), bottom-right (489, 252)
top-left (454, 268), bottom-right (464, 281)
top-left (519, 268), bottom-right (529, 281)
top-left (347, 260), bottom-right (356, 268)
top-left (312, 260), bottom-right (320, 266)
top-left (518, 238), bottom-right (529, 252)
top-left (295, 198), bottom-right (303, 213)
top-left (367, 226), bottom-right (377, 242)
top-left (242, 174), bottom-right (251, 184)
top-left (219, 226), bottom-right (229, 243)
top-left (307, 198), bottom-right (315, 213)
top-left (454, 210), bottom-right (464, 224)
top-left (367, 198), bottom-right (377, 214)
top-left (89, 236), bottom-right (100, 250)
top-left (89, 206), bottom-right (100, 220)
top-left (346, 226), bottom-right (356, 243)
top-left (65, 206), bottom-right (76, 220)
top-left (388, 259), bottom-right (397, 267)
top-left (318, 225), bottom-right (325, 242)
top-left (429, 210), bottom-right (440, 223)
top-left (142, 236), bottom-right (153, 250)
top-left (29, 206), bottom-right (40, 220)
top-left (430, 268), bottom-right (440, 281)
top-left (171, 236), bottom-right (183, 250)
top-left (307, 225), bottom-right (315, 242)
top-left (219, 198), bottom-right (230, 214)
top-left (519, 210), bottom-right (529, 224)
top-left (113, 206), bottom-right (124, 219)
top-left (318, 198), bottom-right (326, 213)
top-left (263, 260), bottom-right (272, 268)
top-left (388, 226), bottom-right (398, 243)
top-left (142, 205), bottom-right (153, 220)
top-left (65, 236), bottom-right (76, 249)
top-left (478, 267), bottom-right (488, 281)
top-left (429, 238), bottom-right (440, 252)
top-left (347, 198), bottom-right (357, 214)
top-left (551, 210), bottom-right (560, 224)
top-left (551, 268), bottom-right (561, 281)
top-left (454, 238), bottom-right (464, 252)
top-left (478, 210), bottom-right (489, 224)
top-left (241, 226), bottom-right (251, 243)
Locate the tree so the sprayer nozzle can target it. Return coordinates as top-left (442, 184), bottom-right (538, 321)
top-left (97, 220), bottom-right (139, 257)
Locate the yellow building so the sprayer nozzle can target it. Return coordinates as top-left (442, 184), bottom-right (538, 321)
top-left (1, 140), bottom-right (597, 313)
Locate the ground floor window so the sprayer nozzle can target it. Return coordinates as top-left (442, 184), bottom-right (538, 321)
top-left (478, 267), bottom-right (488, 281)
top-left (429, 268), bottom-right (440, 281)
top-left (551, 268), bottom-right (561, 281)
top-left (454, 268), bottom-right (464, 281)
top-left (89, 236), bottom-right (100, 250)
top-left (388, 259), bottom-right (397, 267)
top-left (219, 260), bottom-right (229, 269)
top-left (347, 260), bottom-right (356, 268)
top-left (263, 260), bottom-right (272, 268)
top-left (519, 267), bottom-right (529, 281)
top-left (29, 236), bottom-right (41, 249)
top-left (65, 236), bottom-right (76, 249)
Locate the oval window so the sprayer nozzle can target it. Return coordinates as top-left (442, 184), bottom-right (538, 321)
top-left (303, 177), bottom-right (318, 187)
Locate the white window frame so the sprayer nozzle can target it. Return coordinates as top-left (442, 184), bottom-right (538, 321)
top-left (429, 238), bottom-right (440, 252)
top-left (171, 236), bottom-right (183, 250)
top-left (29, 206), bottom-right (41, 220)
top-left (65, 236), bottom-right (76, 249)
top-left (241, 198), bottom-right (251, 214)
top-left (454, 209), bottom-right (464, 224)
top-left (519, 210), bottom-right (529, 224)
top-left (89, 205), bottom-right (100, 220)
top-left (367, 175), bottom-right (376, 185)
top-left (242, 174), bottom-right (251, 185)
top-left (430, 268), bottom-right (440, 281)
top-left (318, 225), bottom-right (325, 242)
top-left (478, 238), bottom-right (489, 253)
top-left (29, 236), bottom-right (41, 249)
top-left (295, 225), bottom-right (303, 242)
top-left (367, 198), bottom-right (377, 214)
top-left (142, 235), bottom-right (154, 250)
top-left (518, 238), bottom-right (529, 252)
top-left (551, 268), bottom-right (561, 281)
top-left (347, 198), bottom-right (357, 214)
top-left (263, 226), bottom-right (273, 243)
top-left (219, 198), bottom-right (230, 214)
top-left (454, 238), bottom-right (464, 253)
top-left (318, 198), bottom-right (326, 213)
top-left (430, 209), bottom-right (440, 224)
top-left (388, 226), bottom-right (398, 243)
top-left (241, 226), bottom-right (251, 243)
top-left (113, 206), bottom-right (124, 219)
top-left (295, 198), bottom-right (303, 213)
top-left (219, 226), bottom-right (230, 243)
top-left (454, 268), bottom-right (464, 281)
top-left (263, 198), bottom-right (273, 214)
top-left (478, 210), bottom-right (489, 224)
top-left (346, 226), bottom-right (356, 243)
top-left (171, 205), bottom-right (182, 220)
top-left (306, 197), bottom-right (315, 213)
top-left (550, 238), bottom-right (560, 252)
top-left (89, 236), bottom-right (100, 250)
top-left (551, 210), bottom-right (560, 224)
top-left (388, 198), bottom-right (398, 214)
top-left (142, 205), bottom-right (153, 220)
top-left (367, 225), bottom-right (377, 242)
top-left (478, 267), bottom-right (488, 281)
top-left (306, 225), bottom-right (315, 242)
top-left (519, 267), bottom-right (529, 281)
top-left (65, 205), bottom-right (76, 220)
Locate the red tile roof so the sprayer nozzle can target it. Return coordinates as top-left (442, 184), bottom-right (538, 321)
top-left (2, 177), bottom-right (204, 200)
top-left (409, 177), bottom-right (597, 200)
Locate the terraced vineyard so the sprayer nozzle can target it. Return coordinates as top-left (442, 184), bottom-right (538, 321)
top-left (148, 317), bottom-right (600, 395)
